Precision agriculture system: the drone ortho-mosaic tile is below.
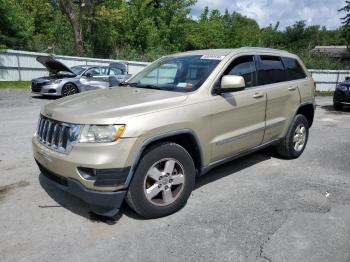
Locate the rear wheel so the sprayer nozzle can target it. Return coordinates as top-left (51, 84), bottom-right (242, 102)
top-left (126, 142), bottom-right (196, 218)
top-left (276, 114), bottom-right (309, 159)
top-left (61, 83), bottom-right (78, 96)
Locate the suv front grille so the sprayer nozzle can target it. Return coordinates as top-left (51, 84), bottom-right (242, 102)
top-left (36, 115), bottom-right (80, 154)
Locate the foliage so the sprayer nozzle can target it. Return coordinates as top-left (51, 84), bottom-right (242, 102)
top-left (339, 0), bottom-right (350, 25)
top-left (0, 0), bottom-right (349, 69)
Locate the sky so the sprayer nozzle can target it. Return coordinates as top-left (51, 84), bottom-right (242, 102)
top-left (191, 0), bottom-right (347, 30)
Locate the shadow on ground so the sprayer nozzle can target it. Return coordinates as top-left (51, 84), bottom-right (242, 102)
top-left (321, 104), bottom-right (350, 114)
top-left (38, 147), bottom-right (277, 222)
top-left (31, 95), bottom-right (58, 101)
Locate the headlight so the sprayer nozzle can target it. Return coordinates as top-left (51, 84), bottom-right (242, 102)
top-left (53, 79), bottom-right (62, 84)
top-left (79, 125), bottom-right (125, 143)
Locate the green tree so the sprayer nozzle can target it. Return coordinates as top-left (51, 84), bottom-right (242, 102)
top-left (339, 0), bottom-right (350, 25)
top-left (339, 0), bottom-right (350, 47)
top-left (0, 0), bottom-right (34, 49)
top-left (18, 0), bottom-right (74, 54)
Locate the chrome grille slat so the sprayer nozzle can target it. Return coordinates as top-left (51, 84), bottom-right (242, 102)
top-left (42, 120), bottom-right (49, 143)
top-left (36, 115), bottom-right (80, 154)
top-left (45, 122), bottom-right (52, 144)
top-left (58, 126), bottom-right (65, 149)
top-left (39, 118), bottom-right (45, 139)
top-left (51, 124), bottom-right (59, 147)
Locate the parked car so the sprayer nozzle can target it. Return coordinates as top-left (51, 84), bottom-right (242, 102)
top-left (333, 76), bottom-right (350, 110)
top-left (31, 56), bottom-right (131, 96)
top-left (32, 48), bottom-right (315, 218)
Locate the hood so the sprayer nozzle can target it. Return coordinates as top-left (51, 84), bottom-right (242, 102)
top-left (37, 56), bottom-right (75, 75)
top-left (42, 87), bottom-right (188, 124)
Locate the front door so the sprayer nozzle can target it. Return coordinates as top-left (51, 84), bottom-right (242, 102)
top-left (81, 67), bottom-right (110, 90)
top-left (210, 55), bottom-right (267, 162)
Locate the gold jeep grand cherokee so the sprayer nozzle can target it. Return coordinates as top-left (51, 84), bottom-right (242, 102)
top-left (32, 48), bottom-right (315, 218)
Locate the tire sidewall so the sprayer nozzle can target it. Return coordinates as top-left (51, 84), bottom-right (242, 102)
top-left (127, 143), bottom-right (196, 218)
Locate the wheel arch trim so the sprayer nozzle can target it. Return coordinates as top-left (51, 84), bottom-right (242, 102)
top-left (123, 129), bottom-right (204, 188)
top-left (293, 101), bottom-right (315, 127)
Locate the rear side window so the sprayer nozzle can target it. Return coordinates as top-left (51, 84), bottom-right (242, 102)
top-left (257, 56), bottom-right (285, 85)
top-left (282, 57), bottom-right (306, 81)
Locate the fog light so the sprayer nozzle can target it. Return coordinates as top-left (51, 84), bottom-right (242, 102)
top-left (77, 167), bottom-right (131, 187)
top-left (78, 167), bottom-right (96, 180)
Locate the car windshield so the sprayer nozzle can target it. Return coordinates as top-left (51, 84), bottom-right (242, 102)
top-left (126, 55), bottom-right (222, 92)
top-left (71, 66), bottom-right (88, 75)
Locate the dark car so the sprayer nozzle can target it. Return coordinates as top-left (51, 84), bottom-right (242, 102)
top-left (31, 56), bottom-right (131, 96)
top-left (334, 76), bottom-right (350, 110)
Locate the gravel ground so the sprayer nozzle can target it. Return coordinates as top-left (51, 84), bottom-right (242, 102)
top-left (1, 89), bottom-right (350, 262)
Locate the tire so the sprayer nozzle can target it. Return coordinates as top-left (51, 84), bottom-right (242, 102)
top-left (333, 102), bottom-right (343, 111)
top-left (126, 142), bottom-right (196, 218)
top-left (276, 114), bottom-right (309, 159)
top-left (61, 83), bottom-right (78, 96)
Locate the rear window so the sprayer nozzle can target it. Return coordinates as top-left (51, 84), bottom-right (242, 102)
top-left (282, 57), bottom-right (306, 81)
top-left (257, 56), bottom-right (286, 85)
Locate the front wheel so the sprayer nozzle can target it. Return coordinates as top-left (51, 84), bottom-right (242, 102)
top-left (276, 114), bottom-right (309, 159)
top-left (126, 143), bottom-right (196, 218)
top-left (61, 83), bottom-right (78, 96)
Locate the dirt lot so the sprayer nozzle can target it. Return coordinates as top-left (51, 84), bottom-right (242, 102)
top-left (1, 89), bottom-right (350, 262)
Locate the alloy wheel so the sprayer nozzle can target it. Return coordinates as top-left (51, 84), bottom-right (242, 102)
top-left (62, 84), bottom-right (77, 96)
top-left (293, 123), bottom-right (307, 152)
top-left (143, 158), bottom-right (185, 206)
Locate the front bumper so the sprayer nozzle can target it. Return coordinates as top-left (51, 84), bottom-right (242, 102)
top-left (32, 135), bottom-right (139, 216)
top-left (334, 89), bottom-right (350, 104)
top-left (31, 83), bottom-right (61, 96)
top-left (32, 136), bottom-right (137, 190)
top-left (37, 160), bottom-right (126, 216)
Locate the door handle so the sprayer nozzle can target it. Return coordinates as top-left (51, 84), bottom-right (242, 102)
top-left (253, 92), bottom-right (264, 99)
top-left (288, 86), bottom-right (297, 91)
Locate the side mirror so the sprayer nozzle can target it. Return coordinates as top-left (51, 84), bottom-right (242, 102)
top-left (215, 75), bottom-right (245, 94)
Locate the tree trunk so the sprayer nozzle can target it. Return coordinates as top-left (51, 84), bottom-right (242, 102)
top-left (58, 0), bottom-right (85, 56)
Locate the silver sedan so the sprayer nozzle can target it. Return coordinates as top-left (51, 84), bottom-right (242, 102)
top-left (31, 56), bottom-right (131, 97)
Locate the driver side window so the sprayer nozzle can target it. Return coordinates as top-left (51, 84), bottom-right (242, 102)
top-left (224, 56), bottom-right (257, 88)
top-left (85, 67), bottom-right (101, 77)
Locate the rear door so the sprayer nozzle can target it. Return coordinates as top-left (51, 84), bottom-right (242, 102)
top-left (256, 55), bottom-right (301, 143)
top-left (210, 55), bottom-right (267, 162)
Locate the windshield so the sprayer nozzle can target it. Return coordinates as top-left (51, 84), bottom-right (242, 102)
top-left (127, 55), bottom-right (222, 92)
top-left (71, 66), bottom-right (88, 75)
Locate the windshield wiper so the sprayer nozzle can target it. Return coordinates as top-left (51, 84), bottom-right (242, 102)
top-left (137, 84), bottom-right (163, 90)
top-left (126, 83), bottom-right (163, 90)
